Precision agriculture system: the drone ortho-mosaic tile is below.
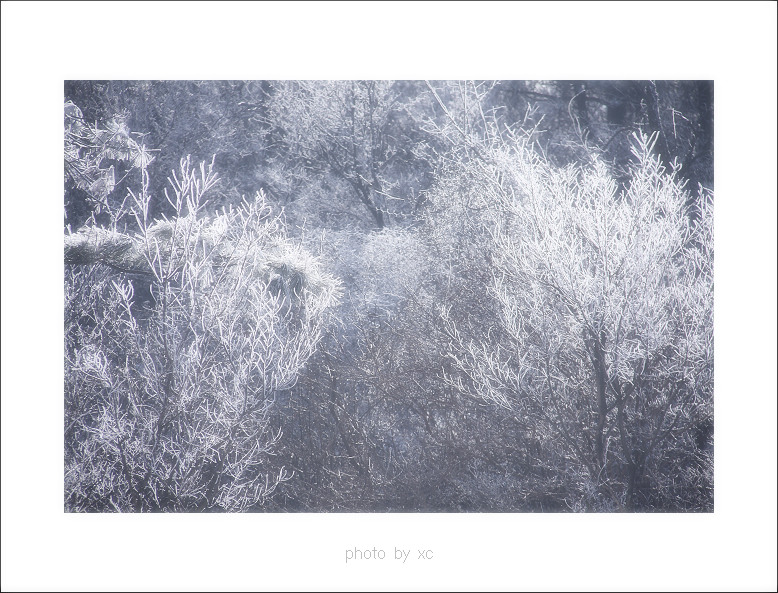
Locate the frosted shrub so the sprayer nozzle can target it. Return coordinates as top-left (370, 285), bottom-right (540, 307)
top-left (64, 100), bottom-right (155, 224)
top-left (355, 228), bottom-right (429, 312)
top-left (442, 133), bottom-right (713, 510)
top-left (65, 157), bottom-right (340, 511)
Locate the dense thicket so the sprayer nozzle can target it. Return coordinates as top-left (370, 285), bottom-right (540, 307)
top-left (65, 81), bottom-right (713, 511)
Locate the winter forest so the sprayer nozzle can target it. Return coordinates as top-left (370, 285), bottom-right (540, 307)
top-left (64, 80), bottom-right (714, 512)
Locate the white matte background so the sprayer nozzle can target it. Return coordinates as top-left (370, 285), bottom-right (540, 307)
top-left (2, 2), bottom-right (776, 591)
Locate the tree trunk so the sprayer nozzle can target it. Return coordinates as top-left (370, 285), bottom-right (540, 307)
top-left (642, 81), bottom-right (672, 171)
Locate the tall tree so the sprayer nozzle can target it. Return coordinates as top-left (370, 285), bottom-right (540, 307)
top-left (441, 131), bottom-right (713, 510)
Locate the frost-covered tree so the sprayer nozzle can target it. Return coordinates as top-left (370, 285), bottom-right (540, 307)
top-left (265, 80), bottom-right (434, 230)
top-left (441, 132), bottom-right (713, 510)
top-left (65, 157), bottom-right (340, 511)
top-left (64, 100), bottom-right (156, 228)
